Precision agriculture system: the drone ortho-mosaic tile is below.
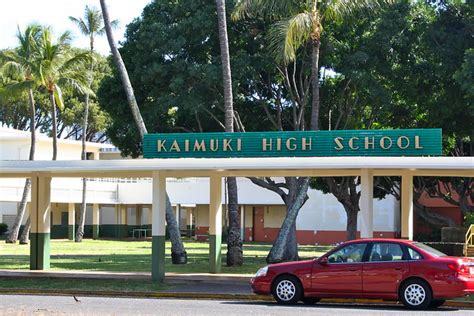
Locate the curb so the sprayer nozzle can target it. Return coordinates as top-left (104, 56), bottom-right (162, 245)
top-left (0, 289), bottom-right (472, 309)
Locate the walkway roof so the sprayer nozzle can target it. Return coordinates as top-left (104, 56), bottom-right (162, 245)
top-left (1, 157), bottom-right (472, 178)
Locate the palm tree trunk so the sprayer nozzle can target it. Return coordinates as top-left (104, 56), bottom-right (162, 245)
top-left (49, 92), bottom-right (58, 161)
top-left (76, 55), bottom-right (94, 243)
top-left (216, 0), bottom-right (234, 131)
top-left (8, 89), bottom-right (36, 244)
top-left (267, 178), bottom-right (310, 263)
top-left (226, 177), bottom-right (242, 265)
top-left (166, 196), bottom-right (187, 263)
top-left (310, 40), bottom-right (320, 131)
top-left (100, 0), bottom-right (186, 263)
top-left (216, 0), bottom-right (242, 267)
top-left (99, 0), bottom-right (147, 140)
top-left (19, 217), bottom-right (31, 244)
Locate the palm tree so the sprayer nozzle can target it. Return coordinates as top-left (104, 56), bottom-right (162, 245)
top-left (18, 27), bottom-right (92, 244)
top-left (233, 0), bottom-right (393, 262)
top-left (99, 0), bottom-right (147, 139)
top-left (216, 0), bottom-right (242, 266)
top-left (1, 24), bottom-right (42, 244)
top-left (69, 5), bottom-right (116, 242)
top-left (99, 0), bottom-right (187, 263)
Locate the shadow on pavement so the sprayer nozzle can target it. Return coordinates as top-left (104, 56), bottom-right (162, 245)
top-left (221, 301), bottom-right (461, 312)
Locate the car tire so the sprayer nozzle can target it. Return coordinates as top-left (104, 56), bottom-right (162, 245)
top-left (400, 279), bottom-right (432, 309)
top-left (271, 275), bottom-right (302, 305)
top-left (429, 299), bottom-right (446, 309)
top-left (301, 297), bottom-right (320, 305)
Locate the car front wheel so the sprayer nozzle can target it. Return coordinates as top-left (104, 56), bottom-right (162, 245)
top-left (272, 275), bottom-right (302, 305)
top-left (400, 279), bottom-right (432, 309)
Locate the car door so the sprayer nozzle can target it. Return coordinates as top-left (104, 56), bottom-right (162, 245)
top-left (362, 242), bottom-right (410, 294)
top-left (311, 243), bottom-right (367, 294)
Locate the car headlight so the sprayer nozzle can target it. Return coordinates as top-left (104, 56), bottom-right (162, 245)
top-left (255, 266), bottom-right (268, 278)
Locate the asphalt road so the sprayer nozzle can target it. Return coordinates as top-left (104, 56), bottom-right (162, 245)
top-left (0, 295), bottom-right (473, 315)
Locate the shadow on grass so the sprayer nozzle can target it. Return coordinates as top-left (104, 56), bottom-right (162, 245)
top-left (0, 253), bottom-right (265, 274)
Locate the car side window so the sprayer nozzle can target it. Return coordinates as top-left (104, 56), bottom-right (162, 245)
top-left (369, 243), bottom-right (404, 262)
top-left (328, 243), bottom-right (366, 263)
top-left (407, 247), bottom-right (423, 260)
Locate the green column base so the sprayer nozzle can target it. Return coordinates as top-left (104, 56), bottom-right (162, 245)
top-left (68, 225), bottom-right (75, 241)
top-left (30, 233), bottom-right (50, 270)
top-left (92, 225), bottom-right (99, 239)
top-left (209, 234), bottom-right (222, 273)
top-left (152, 235), bottom-right (166, 282)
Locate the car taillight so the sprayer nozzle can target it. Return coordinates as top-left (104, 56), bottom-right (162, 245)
top-left (448, 263), bottom-right (470, 276)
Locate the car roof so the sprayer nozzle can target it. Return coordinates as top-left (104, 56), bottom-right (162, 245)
top-left (342, 238), bottom-right (415, 245)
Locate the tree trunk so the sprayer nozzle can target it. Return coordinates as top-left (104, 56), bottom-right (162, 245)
top-left (6, 179), bottom-right (31, 243)
top-left (75, 178), bottom-right (87, 242)
top-left (226, 177), bottom-right (242, 266)
top-left (49, 92), bottom-right (58, 161)
top-left (19, 217), bottom-right (31, 244)
top-left (76, 52), bottom-right (93, 243)
top-left (344, 204), bottom-right (359, 241)
top-left (216, 0), bottom-right (234, 131)
top-left (267, 177), bottom-right (310, 263)
top-left (310, 40), bottom-right (321, 131)
top-left (166, 195), bottom-right (187, 264)
top-left (99, 0), bottom-right (147, 140)
top-left (8, 88), bottom-right (36, 244)
top-left (100, 0), bottom-right (186, 262)
top-left (216, 0), bottom-right (242, 266)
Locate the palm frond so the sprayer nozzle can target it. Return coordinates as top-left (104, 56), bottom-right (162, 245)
top-left (324, 0), bottom-right (394, 22)
top-left (232, 0), bottom-right (299, 21)
top-left (1, 60), bottom-right (25, 80)
top-left (1, 80), bottom-right (35, 95)
top-left (69, 16), bottom-right (89, 35)
top-left (53, 84), bottom-right (64, 110)
top-left (268, 12), bottom-right (313, 63)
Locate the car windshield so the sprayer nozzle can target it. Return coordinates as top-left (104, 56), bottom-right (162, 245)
top-left (413, 242), bottom-right (447, 257)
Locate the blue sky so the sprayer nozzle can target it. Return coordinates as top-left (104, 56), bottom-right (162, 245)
top-left (0, 0), bottom-right (152, 55)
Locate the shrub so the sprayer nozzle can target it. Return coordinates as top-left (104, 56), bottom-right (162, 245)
top-left (0, 223), bottom-right (8, 236)
top-left (464, 213), bottom-right (474, 228)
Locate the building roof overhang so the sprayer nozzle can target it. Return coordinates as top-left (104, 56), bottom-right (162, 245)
top-left (0, 156), bottom-right (472, 178)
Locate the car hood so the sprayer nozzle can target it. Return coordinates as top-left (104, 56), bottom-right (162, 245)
top-left (269, 259), bottom-right (314, 270)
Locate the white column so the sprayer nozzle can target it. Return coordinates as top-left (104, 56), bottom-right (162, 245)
top-left (209, 175), bottom-right (222, 273)
top-left (240, 205), bottom-right (245, 242)
top-left (152, 171), bottom-right (166, 282)
top-left (401, 173), bottom-right (414, 240)
top-left (30, 174), bottom-right (51, 270)
top-left (360, 169), bottom-right (374, 238)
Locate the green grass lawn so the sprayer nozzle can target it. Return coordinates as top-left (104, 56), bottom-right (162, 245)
top-left (0, 277), bottom-right (170, 292)
top-left (0, 239), bottom-right (331, 274)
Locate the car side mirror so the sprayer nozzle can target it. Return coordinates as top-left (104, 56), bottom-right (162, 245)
top-left (319, 257), bottom-right (328, 265)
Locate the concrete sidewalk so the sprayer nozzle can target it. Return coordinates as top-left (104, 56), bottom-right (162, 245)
top-left (0, 270), bottom-right (473, 309)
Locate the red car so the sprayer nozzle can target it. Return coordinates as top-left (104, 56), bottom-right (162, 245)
top-left (251, 238), bottom-right (474, 309)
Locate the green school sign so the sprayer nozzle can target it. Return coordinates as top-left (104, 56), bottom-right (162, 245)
top-left (143, 129), bottom-right (442, 159)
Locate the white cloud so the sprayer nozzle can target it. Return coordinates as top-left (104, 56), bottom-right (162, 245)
top-left (0, 0), bottom-right (152, 55)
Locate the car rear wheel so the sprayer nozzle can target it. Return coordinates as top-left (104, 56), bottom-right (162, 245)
top-left (429, 299), bottom-right (445, 308)
top-left (272, 275), bottom-right (302, 305)
top-left (400, 279), bottom-right (432, 309)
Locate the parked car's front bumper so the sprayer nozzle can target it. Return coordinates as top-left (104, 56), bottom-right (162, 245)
top-left (250, 276), bottom-right (272, 295)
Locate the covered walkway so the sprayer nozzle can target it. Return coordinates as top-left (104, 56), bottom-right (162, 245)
top-left (0, 156), bottom-right (472, 281)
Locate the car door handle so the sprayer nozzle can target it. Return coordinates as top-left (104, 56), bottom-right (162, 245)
top-left (349, 269), bottom-right (358, 271)
top-left (394, 268), bottom-right (403, 270)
